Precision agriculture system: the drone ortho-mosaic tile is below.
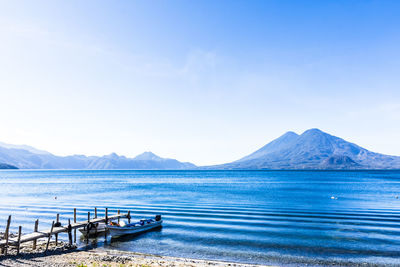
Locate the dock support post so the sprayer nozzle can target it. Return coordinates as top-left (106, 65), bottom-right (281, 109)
top-left (45, 221), bottom-right (55, 253)
top-left (86, 212), bottom-right (90, 244)
top-left (73, 208), bottom-right (76, 244)
top-left (127, 211), bottom-right (131, 224)
top-left (16, 226), bottom-right (22, 255)
top-left (94, 208), bottom-right (98, 235)
top-left (105, 208), bottom-right (108, 224)
top-left (55, 214), bottom-right (59, 246)
top-left (104, 208), bottom-right (108, 239)
top-left (118, 210), bottom-right (120, 224)
top-left (33, 219), bottom-right (39, 250)
top-left (2, 215), bottom-right (11, 255)
top-left (68, 219), bottom-right (72, 246)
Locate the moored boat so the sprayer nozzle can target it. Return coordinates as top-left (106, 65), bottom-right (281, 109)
top-left (79, 222), bottom-right (107, 236)
top-left (107, 215), bottom-right (162, 237)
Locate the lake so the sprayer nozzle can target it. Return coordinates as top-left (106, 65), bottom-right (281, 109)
top-left (1, 170), bottom-right (400, 266)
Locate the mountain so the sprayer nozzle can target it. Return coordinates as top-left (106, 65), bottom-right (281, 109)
top-left (0, 141), bottom-right (51, 155)
top-left (2, 129), bottom-right (400, 170)
top-left (210, 128), bottom-right (400, 170)
top-left (0, 162), bottom-right (18, 169)
top-left (134, 151), bottom-right (162, 161)
top-left (86, 152), bottom-right (195, 170)
top-left (0, 142), bottom-right (195, 170)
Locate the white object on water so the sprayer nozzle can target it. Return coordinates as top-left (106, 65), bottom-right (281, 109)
top-left (107, 217), bottom-right (162, 238)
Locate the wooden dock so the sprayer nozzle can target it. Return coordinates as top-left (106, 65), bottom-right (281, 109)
top-left (0, 208), bottom-right (130, 255)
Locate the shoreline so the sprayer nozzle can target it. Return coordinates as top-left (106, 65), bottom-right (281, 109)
top-left (0, 241), bottom-right (273, 267)
top-left (1, 240), bottom-right (398, 267)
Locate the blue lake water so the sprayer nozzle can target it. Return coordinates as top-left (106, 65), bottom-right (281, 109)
top-left (1, 170), bottom-right (400, 266)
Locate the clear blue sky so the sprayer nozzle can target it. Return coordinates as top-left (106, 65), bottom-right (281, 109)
top-left (0, 0), bottom-right (399, 165)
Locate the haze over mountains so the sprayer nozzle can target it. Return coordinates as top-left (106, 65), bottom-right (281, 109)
top-left (1, 128), bottom-right (400, 170)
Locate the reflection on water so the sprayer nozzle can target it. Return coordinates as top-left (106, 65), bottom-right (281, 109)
top-left (1, 170), bottom-right (400, 266)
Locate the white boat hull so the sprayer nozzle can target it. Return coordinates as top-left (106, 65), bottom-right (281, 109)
top-left (79, 222), bottom-right (107, 236)
top-left (107, 220), bottom-right (162, 237)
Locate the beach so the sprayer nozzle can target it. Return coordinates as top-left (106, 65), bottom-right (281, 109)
top-left (0, 241), bottom-right (272, 267)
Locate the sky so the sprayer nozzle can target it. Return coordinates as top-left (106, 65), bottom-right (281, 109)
top-left (0, 0), bottom-right (399, 166)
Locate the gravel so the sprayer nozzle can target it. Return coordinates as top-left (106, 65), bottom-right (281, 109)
top-left (0, 240), bottom-right (271, 267)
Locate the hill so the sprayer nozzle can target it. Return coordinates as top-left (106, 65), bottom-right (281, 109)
top-left (0, 162), bottom-right (18, 169)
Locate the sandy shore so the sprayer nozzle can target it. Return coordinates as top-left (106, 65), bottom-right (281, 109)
top-left (0, 241), bottom-right (273, 267)
top-left (1, 240), bottom-right (395, 267)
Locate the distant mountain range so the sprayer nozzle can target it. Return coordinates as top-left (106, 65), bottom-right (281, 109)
top-left (0, 145), bottom-right (195, 169)
top-left (1, 128), bottom-right (400, 170)
top-left (209, 128), bottom-right (400, 170)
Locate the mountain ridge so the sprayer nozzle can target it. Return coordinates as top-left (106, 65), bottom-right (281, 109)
top-left (0, 141), bottom-right (51, 155)
top-left (207, 128), bottom-right (400, 170)
top-left (1, 129), bottom-right (400, 170)
top-left (0, 144), bottom-right (195, 170)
